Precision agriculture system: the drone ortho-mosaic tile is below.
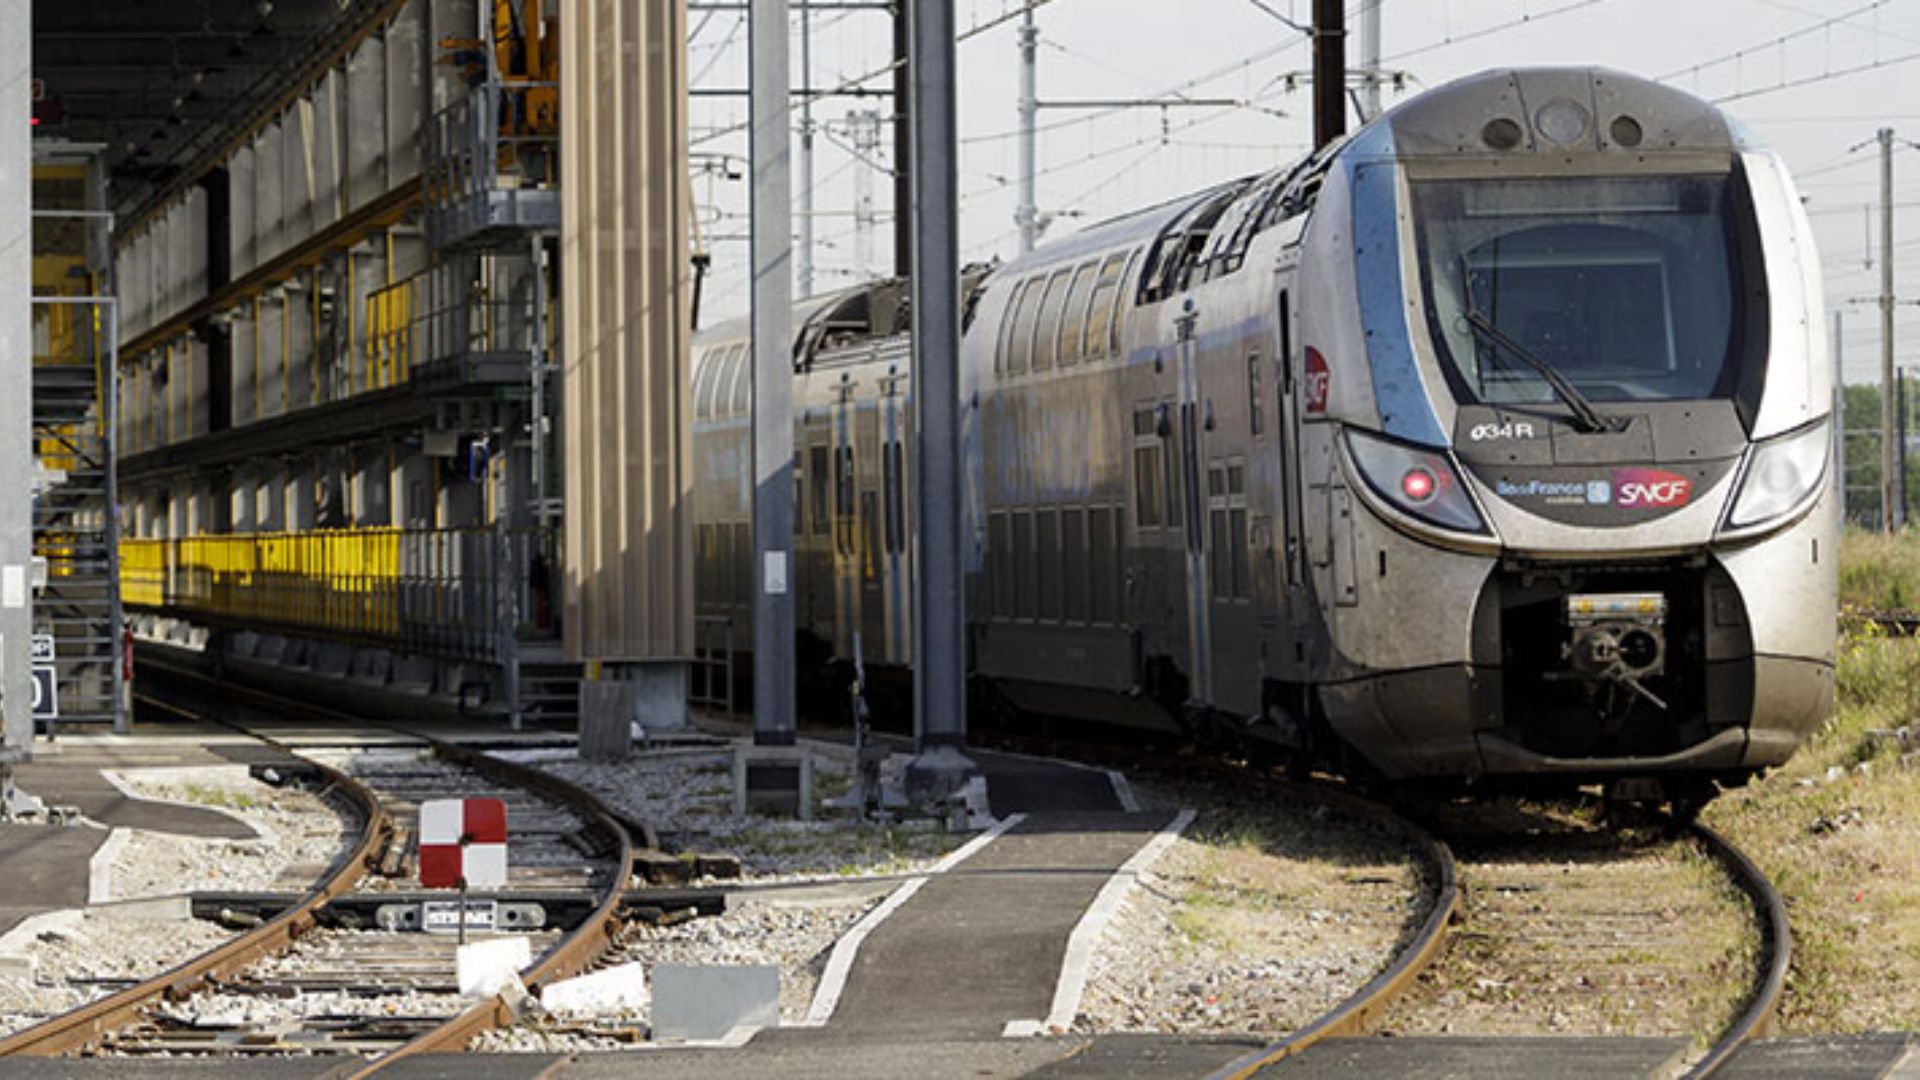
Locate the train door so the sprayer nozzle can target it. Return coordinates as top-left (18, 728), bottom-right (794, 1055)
top-left (1174, 305), bottom-right (1211, 707)
top-left (831, 375), bottom-right (859, 658)
top-left (856, 399), bottom-right (885, 662)
top-left (880, 373), bottom-right (912, 665)
top-left (1274, 281), bottom-right (1311, 672)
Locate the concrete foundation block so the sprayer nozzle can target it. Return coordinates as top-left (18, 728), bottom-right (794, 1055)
top-left (229, 631), bottom-right (260, 659)
top-left (650, 964), bottom-right (779, 1041)
top-left (392, 656), bottom-right (436, 694)
top-left (279, 638), bottom-right (311, 671)
top-left (541, 961), bottom-right (649, 1019)
top-left (349, 648), bottom-right (393, 686)
top-left (457, 937), bottom-right (531, 998)
top-left (733, 745), bottom-right (813, 819)
top-left (579, 680), bottom-right (637, 763)
top-left (252, 635), bottom-right (286, 664)
top-left (312, 643), bottom-right (353, 677)
top-left (628, 663), bottom-right (689, 733)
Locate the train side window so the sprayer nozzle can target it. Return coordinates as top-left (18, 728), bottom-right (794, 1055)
top-left (1057, 262), bottom-right (1098, 367)
top-left (1008, 278), bottom-right (1042, 373)
top-left (1229, 462), bottom-right (1249, 600)
top-left (729, 347), bottom-right (752, 416)
top-left (1131, 407), bottom-right (1165, 529)
top-left (988, 511), bottom-right (1012, 618)
top-left (1208, 464), bottom-right (1230, 600)
top-left (1062, 507), bottom-right (1088, 622)
top-left (693, 350), bottom-right (719, 420)
top-left (1082, 254), bottom-right (1126, 360)
top-left (1248, 351), bottom-right (1264, 436)
top-left (809, 445), bottom-right (830, 535)
top-left (1037, 508), bottom-right (1062, 620)
top-left (1012, 509), bottom-right (1036, 618)
top-left (1112, 249), bottom-right (1140, 355)
top-left (717, 344), bottom-right (747, 417)
top-left (997, 280), bottom-right (1029, 374)
top-left (1088, 505), bottom-right (1117, 623)
top-left (1032, 269), bottom-right (1071, 371)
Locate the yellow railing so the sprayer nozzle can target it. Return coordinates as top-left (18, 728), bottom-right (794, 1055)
top-left (117, 527), bottom-right (556, 661)
top-left (366, 281), bottom-right (414, 390)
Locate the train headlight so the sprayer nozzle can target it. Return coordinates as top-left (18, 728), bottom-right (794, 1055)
top-left (1346, 429), bottom-right (1489, 535)
top-left (1724, 417), bottom-right (1830, 532)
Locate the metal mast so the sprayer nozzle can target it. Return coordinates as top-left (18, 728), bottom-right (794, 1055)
top-left (1881, 127), bottom-right (1898, 533)
top-left (1359, 0), bottom-right (1381, 121)
top-left (904, 0), bottom-right (976, 803)
top-left (1016, 6), bottom-right (1038, 254)
top-left (798, 2), bottom-right (816, 298)
top-left (1313, 0), bottom-right (1347, 149)
top-left (750, 0), bottom-right (797, 746)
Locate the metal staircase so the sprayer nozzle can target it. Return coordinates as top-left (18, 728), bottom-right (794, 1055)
top-left (32, 356), bottom-right (122, 731)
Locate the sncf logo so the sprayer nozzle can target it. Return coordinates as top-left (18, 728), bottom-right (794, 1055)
top-left (1614, 469), bottom-right (1692, 509)
top-left (1303, 347), bottom-right (1331, 414)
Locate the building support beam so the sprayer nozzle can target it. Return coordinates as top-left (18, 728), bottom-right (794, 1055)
top-left (1, 0), bottom-right (30, 769)
top-left (560, 0), bottom-right (696, 731)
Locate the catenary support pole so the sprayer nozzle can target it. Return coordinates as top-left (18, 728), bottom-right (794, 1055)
top-left (892, 3), bottom-right (912, 278)
top-left (1312, 0), bottom-right (1346, 150)
top-left (1880, 127), bottom-right (1898, 532)
top-left (1358, 0), bottom-right (1381, 122)
top-left (1016, 6), bottom-right (1038, 254)
top-left (751, 0), bottom-right (797, 747)
top-left (798, 1), bottom-right (815, 298)
top-left (904, 0), bottom-right (976, 804)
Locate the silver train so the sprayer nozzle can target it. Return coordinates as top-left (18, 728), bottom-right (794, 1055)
top-left (692, 68), bottom-right (1837, 803)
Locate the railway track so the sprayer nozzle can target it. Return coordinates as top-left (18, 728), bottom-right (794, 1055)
top-left (0, 662), bottom-right (642, 1071)
top-left (1845, 608), bottom-right (1920, 636)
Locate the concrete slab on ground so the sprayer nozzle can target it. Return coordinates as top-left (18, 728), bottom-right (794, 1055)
top-left (0, 825), bottom-right (104, 935)
top-left (970, 751), bottom-right (1125, 814)
top-left (1260, 1036), bottom-right (1693, 1078)
top-left (1714, 1034), bottom-right (1917, 1078)
top-left (826, 809), bottom-right (1168, 1039)
top-left (12, 762), bottom-right (255, 839)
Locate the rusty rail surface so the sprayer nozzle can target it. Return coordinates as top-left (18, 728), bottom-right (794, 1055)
top-left (130, 656), bottom-right (639, 1072)
top-left (1207, 780), bottom-right (1460, 1080)
top-left (1683, 820), bottom-right (1790, 1079)
top-left (0, 693), bottom-right (392, 1057)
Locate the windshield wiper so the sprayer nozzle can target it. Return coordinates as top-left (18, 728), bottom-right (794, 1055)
top-left (1462, 308), bottom-right (1625, 434)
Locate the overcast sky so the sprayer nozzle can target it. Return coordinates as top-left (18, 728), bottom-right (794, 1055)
top-left (687, 0), bottom-right (1920, 385)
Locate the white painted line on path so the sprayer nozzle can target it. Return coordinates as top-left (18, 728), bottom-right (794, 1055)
top-left (1012, 806), bottom-right (1197, 1036)
top-left (801, 811), bottom-right (1029, 1027)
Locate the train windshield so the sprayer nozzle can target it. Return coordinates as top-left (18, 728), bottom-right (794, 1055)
top-left (1412, 173), bottom-right (1754, 406)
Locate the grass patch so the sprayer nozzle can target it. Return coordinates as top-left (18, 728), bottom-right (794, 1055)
top-left (178, 783), bottom-right (258, 811)
top-left (1703, 545), bottom-right (1920, 1032)
top-left (1839, 528), bottom-right (1920, 612)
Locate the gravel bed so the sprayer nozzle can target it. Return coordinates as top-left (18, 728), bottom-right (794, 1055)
top-left (104, 766), bottom-right (356, 898)
top-left (1072, 788), bottom-right (1427, 1037)
top-left (501, 745), bottom-right (973, 881)
top-left (0, 911), bottom-right (234, 1038)
top-left (471, 885), bottom-right (888, 1052)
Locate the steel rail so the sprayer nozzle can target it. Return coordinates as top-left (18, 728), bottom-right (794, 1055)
top-left (0, 694), bottom-right (392, 1057)
top-left (1682, 820), bottom-right (1791, 1079)
top-left (131, 657), bottom-right (641, 1071)
top-left (1206, 779), bottom-right (1459, 1080)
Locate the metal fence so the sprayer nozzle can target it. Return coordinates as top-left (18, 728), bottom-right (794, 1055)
top-left (121, 526), bottom-right (559, 663)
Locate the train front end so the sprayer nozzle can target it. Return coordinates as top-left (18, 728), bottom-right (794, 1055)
top-left (1296, 69), bottom-right (1836, 796)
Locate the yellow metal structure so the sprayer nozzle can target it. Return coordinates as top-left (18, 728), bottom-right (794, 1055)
top-left (120, 528), bottom-right (540, 661)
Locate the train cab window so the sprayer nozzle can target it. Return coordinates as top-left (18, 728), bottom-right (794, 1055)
top-left (1057, 263), bottom-right (1098, 367)
top-left (1008, 277), bottom-right (1043, 374)
top-left (997, 280), bottom-right (1031, 374)
top-left (1082, 254), bottom-right (1127, 361)
top-left (809, 445), bottom-right (830, 534)
top-left (1131, 406), bottom-right (1166, 529)
top-left (1032, 270), bottom-right (1071, 371)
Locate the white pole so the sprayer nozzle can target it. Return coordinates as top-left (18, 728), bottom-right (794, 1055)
top-left (1016, 7), bottom-right (1038, 254)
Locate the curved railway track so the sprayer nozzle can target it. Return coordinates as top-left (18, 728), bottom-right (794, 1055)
top-left (0, 661), bottom-right (641, 1071)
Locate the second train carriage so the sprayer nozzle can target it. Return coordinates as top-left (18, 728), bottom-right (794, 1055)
top-left (692, 67), bottom-right (1838, 804)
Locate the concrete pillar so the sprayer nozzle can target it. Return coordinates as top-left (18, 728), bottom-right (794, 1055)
top-left (285, 463), bottom-right (317, 531)
top-left (395, 452), bottom-right (434, 529)
top-left (355, 445), bottom-right (391, 526)
top-left (559, 0), bottom-right (695, 721)
top-left (256, 469), bottom-right (287, 532)
top-left (231, 467), bottom-right (258, 532)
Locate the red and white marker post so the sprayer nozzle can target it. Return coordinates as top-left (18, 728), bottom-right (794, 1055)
top-left (419, 797), bottom-right (508, 943)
